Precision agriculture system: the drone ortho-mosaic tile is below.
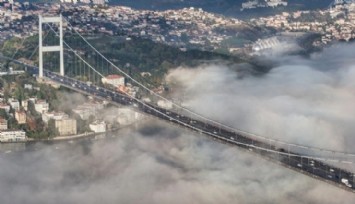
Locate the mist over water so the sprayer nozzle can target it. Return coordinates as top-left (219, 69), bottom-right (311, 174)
top-left (0, 121), bottom-right (354, 204)
top-left (1, 43), bottom-right (355, 203)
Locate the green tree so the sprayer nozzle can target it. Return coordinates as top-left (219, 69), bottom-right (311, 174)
top-left (27, 101), bottom-right (39, 117)
top-left (48, 119), bottom-right (59, 137)
top-left (7, 116), bottom-right (19, 130)
top-left (14, 86), bottom-right (25, 103)
top-left (73, 114), bottom-right (88, 134)
top-left (0, 109), bottom-right (8, 120)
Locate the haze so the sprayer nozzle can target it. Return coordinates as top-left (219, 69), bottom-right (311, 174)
top-left (0, 43), bottom-right (355, 203)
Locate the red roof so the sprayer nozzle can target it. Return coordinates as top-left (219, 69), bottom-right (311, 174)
top-left (106, 74), bottom-right (123, 79)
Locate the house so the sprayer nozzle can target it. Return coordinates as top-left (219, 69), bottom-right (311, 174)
top-left (34, 100), bottom-right (49, 114)
top-left (0, 117), bottom-right (8, 130)
top-left (42, 111), bottom-right (68, 123)
top-left (102, 74), bottom-right (125, 87)
top-left (15, 110), bottom-right (26, 124)
top-left (24, 84), bottom-right (33, 90)
top-left (0, 130), bottom-right (26, 142)
top-left (55, 118), bottom-right (77, 136)
top-left (89, 120), bottom-right (106, 133)
top-left (8, 98), bottom-right (20, 110)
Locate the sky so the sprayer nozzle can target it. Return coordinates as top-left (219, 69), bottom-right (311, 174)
top-left (1, 43), bottom-right (355, 203)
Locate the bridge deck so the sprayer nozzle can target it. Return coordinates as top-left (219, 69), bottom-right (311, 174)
top-left (36, 67), bottom-right (354, 193)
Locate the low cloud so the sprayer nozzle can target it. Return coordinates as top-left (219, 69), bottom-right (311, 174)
top-left (0, 121), bottom-right (353, 204)
top-left (0, 43), bottom-right (355, 203)
top-left (166, 43), bottom-right (355, 154)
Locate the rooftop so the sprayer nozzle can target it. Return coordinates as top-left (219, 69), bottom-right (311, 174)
top-left (105, 74), bottom-right (124, 79)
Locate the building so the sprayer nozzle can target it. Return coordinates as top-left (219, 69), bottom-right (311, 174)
top-left (89, 120), bottom-right (106, 133)
top-left (22, 100), bottom-right (28, 111)
top-left (116, 108), bottom-right (142, 126)
top-left (102, 74), bottom-right (125, 87)
top-left (117, 84), bottom-right (139, 97)
top-left (24, 84), bottom-right (33, 90)
top-left (42, 111), bottom-right (69, 123)
top-left (72, 107), bottom-right (95, 120)
top-left (8, 98), bottom-right (20, 110)
top-left (73, 101), bottom-right (104, 120)
top-left (61, 0), bottom-right (78, 4)
top-left (0, 130), bottom-right (26, 142)
top-left (0, 117), bottom-right (8, 130)
top-left (252, 37), bottom-right (281, 52)
top-left (15, 110), bottom-right (26, 124)
top-left (0, 103), bottom-right (10, 112)
top-left (34, 100), bottom-right (49, 114)
top-left (55, 118), bottom-right (77, 136)
top-left (80, 0), bottom-right (106, 5)
top-left (23, 97), bottom-right (37, 111)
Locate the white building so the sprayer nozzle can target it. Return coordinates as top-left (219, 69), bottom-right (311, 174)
top-left (55, 118), bottom-right (77, 136)
top-left (22, 100), bottom-right (28, 111)
top-left (0, 117), bottom-right (7, 130)
top-left (241, 0), bottom-right (258, 10)
top-left (61, 0), bottom-right (78, 3)
top-left (42, 111), bottom-right (69, 123)
top-left (266, 0), bottom-right (287, 7)
top-left (102, 74), bottom-right (125, 87)
top-left (0, 130), bottom-right (26, 142)
top-left (34, 100), bottom-right (49, 114)
top-left (252, 36), bottom-right (281, 52)
top-left (8, 98), bottom-right (20, 111)
top-left (24, 84), bottom-right (33, 90)
top-left (89, 120), bottom-right (106, 133)
top-left (117, 108), bottom-right (142, 126)
top-left (92, 0), bottom-right (106, 5)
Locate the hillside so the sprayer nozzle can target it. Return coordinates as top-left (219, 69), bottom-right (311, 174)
top-left (71, 36), bottom-right (272, 85)
top-left (1, 35), bottom-right (272, 86)
top-left (111, 0), bottom-right (334, 19)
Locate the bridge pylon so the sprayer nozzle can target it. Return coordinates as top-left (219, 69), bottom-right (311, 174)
top-left (38, 14), bottom-right (64, 78)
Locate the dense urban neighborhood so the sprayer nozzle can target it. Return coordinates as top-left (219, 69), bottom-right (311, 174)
top-left (0, 72), bottom-right (144, 142)
top-left (1, 0), bottom-right (355, 142)
top-left (0, 1), bottom-right (354, 55)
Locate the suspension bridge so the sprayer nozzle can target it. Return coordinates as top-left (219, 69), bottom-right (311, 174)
top-left (2, 15), bottom-right (355, 193)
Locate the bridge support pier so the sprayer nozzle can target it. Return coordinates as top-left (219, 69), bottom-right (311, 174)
top-left (38, 14), bottom-right (64, 78)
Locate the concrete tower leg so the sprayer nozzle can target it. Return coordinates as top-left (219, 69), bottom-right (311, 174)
top-left (59, 14), bottom-right (64, 76)
top-left (38, 15), bottom-right (64, 78)
top-left (39, 15), bottom-right (43, 78)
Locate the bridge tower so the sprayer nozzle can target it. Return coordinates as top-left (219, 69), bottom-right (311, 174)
top-left (38, 15), bottom-right (64, 78)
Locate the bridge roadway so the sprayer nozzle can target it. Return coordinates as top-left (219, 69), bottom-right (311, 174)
top-left (22, 66), bottom-right (355, 192)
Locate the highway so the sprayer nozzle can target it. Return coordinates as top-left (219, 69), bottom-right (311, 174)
top-left (21, 65), bottom-right (355, 193)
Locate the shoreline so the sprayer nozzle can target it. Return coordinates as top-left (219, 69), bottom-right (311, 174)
top-left (1, 119), bottom-right (146, 144)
